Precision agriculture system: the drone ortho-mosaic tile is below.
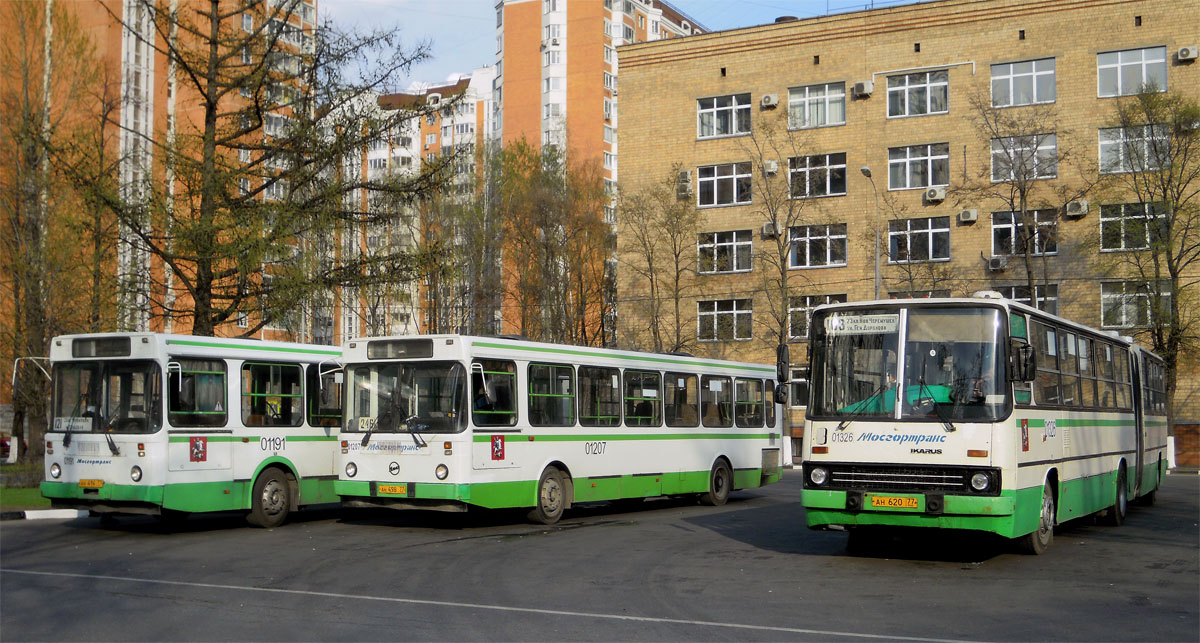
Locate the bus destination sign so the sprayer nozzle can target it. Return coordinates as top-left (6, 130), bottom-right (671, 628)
top-left (824, 314), bottom-right (899, 335)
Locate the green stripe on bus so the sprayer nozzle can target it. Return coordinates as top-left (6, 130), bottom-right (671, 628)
top-left (1017, 418), bottom-right (1135, 428)
top-left (167, 434), bottom-right (338, 443)
top-left (166, 339), bottom-right (340, 356)
top-left (470, 432), bottom-right (771, 442)
top-left (471, 341), bottom-right (775, 374)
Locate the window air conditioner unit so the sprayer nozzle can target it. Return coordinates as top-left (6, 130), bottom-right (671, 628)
top-left (760, 93), bottom-right (779, 108)
top-left (852, 80), bottom-right (874, 97)
top-left (925, 186), bottom-right (946, 203)
top-left (958, 208), bottom-right (978, 224)
top-left (676, 170), bottom-right (692, 200)
top-left (763, 160), bottom-right (779, 175)
top-left (986, 256), bottom-right (1008, 272)
top-left (1063, 199), bottom-right (1089, 219)
top-left (551, 38), bottom-right (560, 46)
top-left (1178, 45), bottom-right (1198, 62)
top-left (761, 221), bottom-right (780, 239)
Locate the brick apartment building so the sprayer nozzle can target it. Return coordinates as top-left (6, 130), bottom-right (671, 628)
top-left (616, 0), bottom-right (1199, 461)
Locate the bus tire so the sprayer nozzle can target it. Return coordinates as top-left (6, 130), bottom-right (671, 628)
top-left (700, 459), bottom-right (732, 506)
top-left (1137, 458), bottom-right (1162, 506)
top-left (528, 467), bottom-right (566, 525)
top-left (1102, 468), bottom-right (1127, 527)
top-left (1019, 482), bottom-right (1055, 555)
top-left (247, 468), bottom-right (291, 529)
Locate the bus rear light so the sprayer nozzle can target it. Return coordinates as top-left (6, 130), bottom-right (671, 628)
top-left (968, 449), bottom-right (988, 458)
top-left (812, 446), bottom-right (829, 454)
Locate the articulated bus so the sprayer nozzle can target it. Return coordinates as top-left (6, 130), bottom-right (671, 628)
top-left (336, 335), bottom-right (785, 523)
top-left (42, 333), bottom-right (344, 527)
top-left (800, 294), bottom-right (1168, 553)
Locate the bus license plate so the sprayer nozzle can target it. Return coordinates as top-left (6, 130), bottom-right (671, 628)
top-left (870, 495), bottom-right (917, 509)
top-left (378, 484), bottom-right (407, 495)
top-left (78, 479), bottom-right (104, 489)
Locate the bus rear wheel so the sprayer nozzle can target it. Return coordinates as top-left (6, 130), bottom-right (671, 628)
top-left (700, 460), bottom-right (732, 506)
top-left (1019, 482), bottom-right (1055, 555)
top-left (1101, 468), bottom-right (1127, 527)
top-left (528, 467), bottom-right (565, 525)
top-left (247, 468), bottom-right (291, 528)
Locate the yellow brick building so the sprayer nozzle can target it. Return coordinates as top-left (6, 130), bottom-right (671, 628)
top-left (617, 0), bottom-right (1200, 460)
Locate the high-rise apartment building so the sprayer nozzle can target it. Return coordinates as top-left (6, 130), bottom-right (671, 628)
top-left (617, 0), bottom-right (1199, 460)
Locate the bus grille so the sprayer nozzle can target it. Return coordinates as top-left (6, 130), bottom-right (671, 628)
top-left (805, 462), bottom-right (999, 495)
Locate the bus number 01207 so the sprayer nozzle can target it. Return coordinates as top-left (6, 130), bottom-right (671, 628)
top-left (584, 441), bottom-right (607, 455)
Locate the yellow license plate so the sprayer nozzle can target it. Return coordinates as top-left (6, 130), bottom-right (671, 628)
top-left (78, 479), bottom-right (105, 489)
top-left (870, 495), bottom-right (918, 509)
top-left (378, 484), bottom-right (407, 495)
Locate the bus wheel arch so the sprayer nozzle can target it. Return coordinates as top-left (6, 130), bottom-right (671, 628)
top-left (1102, 461), bottom-right (1128, 526)
top-left (247, 465), bottom-right (295, 529)
top-left (700, 457), bottom-right (733, 507)
top-left (1019, 473), bottom-right (1057, 555)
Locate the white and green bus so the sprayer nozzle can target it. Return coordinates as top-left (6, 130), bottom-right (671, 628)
top-left (42, 333), bottom-right (344, 527)
top-left (336, 335), bottom-right (785, 523)
top-left (800, 294), bottom-right (1168, 553)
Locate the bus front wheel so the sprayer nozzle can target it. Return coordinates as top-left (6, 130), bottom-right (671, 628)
top-left (248, 468), bottom-right (291, 528)
top-left (700, 460), bottom-right (732, 506)
top-left (1101, 468), bottom-right (1127, 527)
top-left (1019, 482), bottom-right (1055, 555)
top-left (528, 467), bottom-right (566, 525)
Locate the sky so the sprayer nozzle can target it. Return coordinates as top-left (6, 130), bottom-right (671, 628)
top-left (320, 0), bottom-right (918, 91)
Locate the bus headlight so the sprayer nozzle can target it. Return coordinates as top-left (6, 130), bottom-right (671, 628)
top-left (130, 466), bottom-right (143, 482)
top-left (50, 463), bottom-right (61, 479)
top-left (809, 466), bottom-right (828, 486)
top-left (345, 462), bottom-right (357, 478)
top-left (970, 472), bottom-right (990, 492)
top-left (435, 464), bottom-right (449, 480)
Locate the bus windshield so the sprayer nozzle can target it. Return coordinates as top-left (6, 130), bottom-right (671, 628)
top-left (52, 360), bottom-right (162, 434)
top-left (345, 361), bottom-right (466, 434)
top-left (809, 307), bottom-right (1007, 422)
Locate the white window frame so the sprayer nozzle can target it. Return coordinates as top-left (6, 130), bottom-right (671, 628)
top-left (697, 93), bottom-right (752, 139)
top-left (888, 143), bottom-right (949, 190)
top-left (991, 210), bottom-right (1058, 256)
top-left (995, 284), bottom-right (1058, 314)
top-left (1100, 203), bottom-right (1166, 252)
top-left (544, 50), bottom-right (561, 66)
top-left (698, 299), bottom-right (753, 342)
top-left (1101, 281), bottom-right (1170, 329)
top-left (887, 70), bottom-right (949, 118)
top-left (242, 13), bottom-right (252, 32)
top-left (991, 58), bottom-right (1056, 107)
top-left (788, 294), bottom-right (847, 340)
top-left (788, 224), bottom-right (847, 269)
top-left (1098, 46), bottom-right (1167, 97)
top-left (698, 230), bottom-right (753, 274)
top-left (888, 216), bottom-right (951, 263)
top-left (787, 82), bottom-right (846, 129)
top-left (696, 162), bottom-right (752, 207)
top-left (788, 153), bottom-right (847, 198)
top-left (1099, 125), bottom-right (1169, 174)
top-left (991, 134), bottom-right (1058, 181)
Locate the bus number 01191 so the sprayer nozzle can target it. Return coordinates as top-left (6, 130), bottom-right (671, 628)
top-left (260, 436), bottom-right (286, 451)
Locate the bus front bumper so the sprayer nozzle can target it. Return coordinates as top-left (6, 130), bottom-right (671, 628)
top-left (802, 488), bottom-right (1019, 535)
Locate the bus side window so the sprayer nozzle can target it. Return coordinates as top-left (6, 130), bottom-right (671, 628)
top-left (665, 373), bottom-right (698, 427)
top-left (168, 359), bottom-right (227, 427)
top-left (529, 363), bottom-right (575, 426)
top-left (623, 370), bottom-right (661, 427)
top-left (701, 375), bottom-right (732, 428)
top-left (734, 378), bottom-right (763, 428)
top-left (765, 379), bottom-right (776, 428)
top-left (1032, 321), bottom-right (1060, 406)
top-left (1078, 337), bottom-right (1097, 408)
top-left (1096, 343), bottom-right (1117, 408)
top-left (579, 366), bottom-right (621, 427)
top-left (242, 362), bottom-right (303, 427)
top-left (471, 359), bottom-right (516, 427)
top-left (307, 364), bottom-right (344, 428)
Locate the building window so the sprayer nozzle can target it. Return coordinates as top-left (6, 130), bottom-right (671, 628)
top-left (1101, 281), bottom-right (1170, 328)
top-left (697, 162), bottom-right (752, 207)
top-left (888, 143), bottom-right (949, 189)
top-left (1099, 125), bottom-right (1169, 174)
top-left (543, 0), bottom-right (557, 13)
top-left (994, 284), bottom-right (1058, 314)
top-left (1098, 46), bottom-right (1167, 97)
top-left (604, 46), bottom-right (615, 63)
top-left (603, 72), bottom-right (617, 90)
top-left (543, 50), bottom-right (561, 66)
top-left (788, 153), bottom-right (846, 198)
top-left (603, 125), bottom-right (615, 143)
top-left (543, 77), bottom-right (562, 92)
top-left (788, 294), bottom-right (847, 339)
top-left (698, 230), bottom-right (753, 274)
top-left (603, 152), bottom-right (616, 169)
top-left (543, 103), bottom-right (562, 119)
top-left (787, 82), bottom-right (845, 129)
top-left (242, 13), bottom-right (252, 32)
top-left (991, 58), bottom-right (1056, 107)
top-left (544, 24), bottom-right (561, 40)
top-left (887, 70), bottom-right (949, 118)
top-left (603, 99), bottom-right (613, 121)
top-left (623, 25), bottom-right (633, 41)
top-left (889, 216), bottom-right (951, 263)
top-left (789, 367), bottom-right (809, 409)
top-left (698, 299), bottom-right (752, 341)
top-left (1101, 203), bottom-right (1166, 252)
top-left (697, 93), bottom-right (752, 139)
top-left (425, 133), bottom-right (436, 146)
top-left (991, 134), bottom-right (1057, 181)
top-left (788, 224), bottom-right (847, 268)
top-left (992, 210), bottom-right (1058, 256)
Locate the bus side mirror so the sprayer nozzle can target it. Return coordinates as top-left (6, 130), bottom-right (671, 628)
top-left (1010, 340), bottom-right (1036, 382)
top-left (774, 382), bottom-right (789, 405)
top-left (776, 344), bottom-right (790, 384)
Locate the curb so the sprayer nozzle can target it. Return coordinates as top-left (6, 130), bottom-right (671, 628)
top-left (1, 509), bottom-right (87, 521)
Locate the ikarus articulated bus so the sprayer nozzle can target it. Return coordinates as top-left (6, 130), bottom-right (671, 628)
top-left (42, 333), bottom-right (343, 527)
top-left (801, 294), bottom-right (1168, 553)
top-left (336, 335), bottom-right (785, 523)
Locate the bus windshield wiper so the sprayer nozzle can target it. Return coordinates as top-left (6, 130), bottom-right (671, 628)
top-left (104, 432), bottom-right (120, 455)
top-left (915, 376), bottom-right (957, 433)
top-left (403, 415), bottom-right (427, 448)
top-left (836, 378), bottom-right (893, 431)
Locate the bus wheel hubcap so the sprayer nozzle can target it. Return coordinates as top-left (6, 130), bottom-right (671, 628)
top-left (262, 480), bottom-right (286, 515)
top-left (542, 479), bottom-right (561, 512)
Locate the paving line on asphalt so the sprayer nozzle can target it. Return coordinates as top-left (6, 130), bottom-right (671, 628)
top-left (2, 568), bottom-right (965, 642)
